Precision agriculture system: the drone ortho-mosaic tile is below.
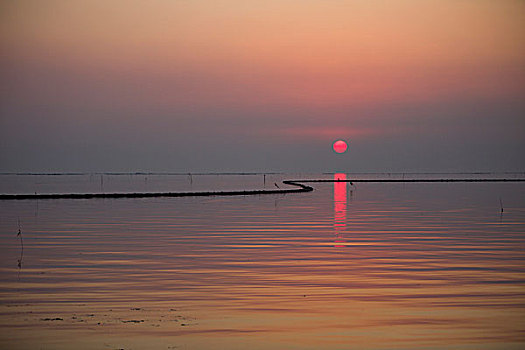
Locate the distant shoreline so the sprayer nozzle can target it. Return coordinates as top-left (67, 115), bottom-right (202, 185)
top-left (1, 171), bottom-right (524, 176)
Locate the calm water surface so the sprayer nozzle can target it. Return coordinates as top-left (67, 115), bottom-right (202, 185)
top-left (0, 174), bottom-right (524, 349)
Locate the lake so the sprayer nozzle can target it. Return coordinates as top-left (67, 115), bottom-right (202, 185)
top-left (1, 173), bottom-right (524, 349)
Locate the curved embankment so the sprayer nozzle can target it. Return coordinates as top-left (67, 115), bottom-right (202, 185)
top-left (0, 178), bottom-right (523, 200)
top-left (0, 180), bottom-right (313, 200)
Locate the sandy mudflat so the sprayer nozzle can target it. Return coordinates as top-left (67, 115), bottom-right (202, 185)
top-left (0, 303), bottom-right (199, 350)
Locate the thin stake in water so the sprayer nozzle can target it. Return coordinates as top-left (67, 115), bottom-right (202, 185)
top-left (17, 219), bottom-right (24, 271)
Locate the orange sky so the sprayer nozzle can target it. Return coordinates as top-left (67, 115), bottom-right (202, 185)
top-left (1, 0), bottom-right (524, 171)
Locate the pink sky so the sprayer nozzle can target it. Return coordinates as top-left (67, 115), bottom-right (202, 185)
top-left (1, 0), bottom-right (524, 172)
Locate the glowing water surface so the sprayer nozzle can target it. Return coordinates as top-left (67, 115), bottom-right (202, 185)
top-left (0, 174), bottom-right (524, 349)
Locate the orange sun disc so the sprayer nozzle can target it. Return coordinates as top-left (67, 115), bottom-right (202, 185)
top-left (333, 140), bottom-right (348, 153)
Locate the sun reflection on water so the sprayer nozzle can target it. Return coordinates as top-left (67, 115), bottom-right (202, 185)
top-left (334, 173), bottom-right (346, 248)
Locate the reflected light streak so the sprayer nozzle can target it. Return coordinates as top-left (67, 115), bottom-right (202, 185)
top-left (334, 173), bottom-right (347, 247)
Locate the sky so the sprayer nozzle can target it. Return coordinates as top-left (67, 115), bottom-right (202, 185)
top-left (1, 0), bottom-right (524, 173)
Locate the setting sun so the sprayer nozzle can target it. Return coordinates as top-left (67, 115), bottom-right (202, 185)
top-left (333, 140), bottom-right (348, 153)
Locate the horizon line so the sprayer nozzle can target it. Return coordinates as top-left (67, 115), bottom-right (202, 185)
top-left (1, 171), bottom-right (525, 176)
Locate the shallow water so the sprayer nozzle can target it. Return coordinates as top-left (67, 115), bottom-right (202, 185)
top-left (1, 174), bottom-right (524, 349)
